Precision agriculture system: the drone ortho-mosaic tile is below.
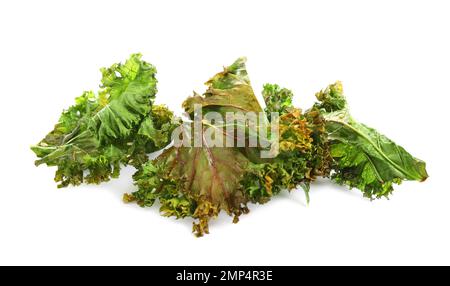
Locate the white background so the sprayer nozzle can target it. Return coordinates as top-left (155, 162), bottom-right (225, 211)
top-left (0, 0), bottom-right (448, 266)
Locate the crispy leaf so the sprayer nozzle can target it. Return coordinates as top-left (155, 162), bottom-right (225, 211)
top-left (242, 84), bottom-right (329, 202)
top-left (31, 54), bottom-right (174, 187)
top-left (314, 81), bottom-right (428, 198)
top-left (183, 57), bottom-right (263, 116)
top-left (130, 134), bottom-right (250, 236)
top-left (93, 54), bottom-right (157, 143)
top-left (127, 58), bottom-right (264, 236)
top-left (137, 105), bottom-right (178, 150)
top-left (262, 83), bottom-right (293, 119)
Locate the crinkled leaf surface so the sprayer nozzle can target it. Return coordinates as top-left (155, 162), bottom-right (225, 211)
top-left (92, 55), bottom-right (157, 143)
top-left (262, 83), bottom-right (293, 120)
top-left (242, 84), bottom-right (330, 203)
top-left (314, 81), bottom-right (428, 198)
top-left (130, 131), bottom-right (250, 237)
top-left (183, 57), bottom-right (263, 116)
top-left (31, 54), bottom-right (174, 187)
top-left (127, 58), bottom-right (266, 236)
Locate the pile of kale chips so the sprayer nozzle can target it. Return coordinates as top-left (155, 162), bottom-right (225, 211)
top-left (32, 54), bottom-right (428, 236)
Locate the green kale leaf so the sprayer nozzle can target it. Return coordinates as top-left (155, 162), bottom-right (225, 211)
top-left (31, 54), bottom-right (175, 187)
top-left (313, 81), bottom-right (428, 198)
top-left (242, 84), bottom-right (330, 204)
top-left (125, 58), bottom-right (265, 236)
